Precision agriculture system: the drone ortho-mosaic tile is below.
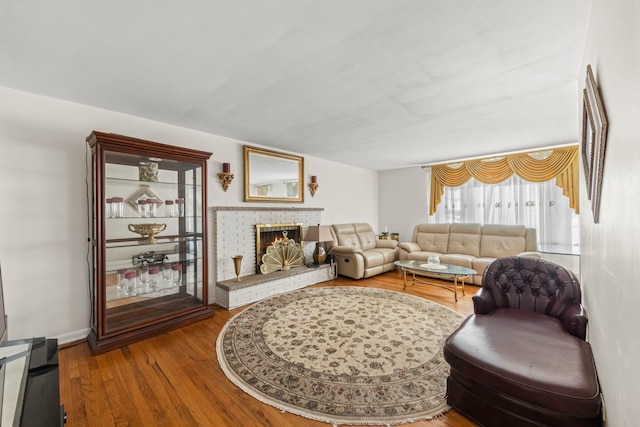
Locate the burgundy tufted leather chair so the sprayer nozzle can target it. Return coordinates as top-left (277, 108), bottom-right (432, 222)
top-left (444, 256), bottom-right (601, 427)
top-left (474, 255), bottom-right (587, 339)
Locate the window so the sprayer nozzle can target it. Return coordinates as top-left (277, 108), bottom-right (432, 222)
top-left (427, 170), bottom-right (579, 249)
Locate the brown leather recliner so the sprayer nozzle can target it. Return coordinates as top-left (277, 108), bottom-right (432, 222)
top-left (444, 256), bottom-right (602, 427)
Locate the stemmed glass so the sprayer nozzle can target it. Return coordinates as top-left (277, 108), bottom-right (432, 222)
top-left (162, 262), bottom-right (172, 285)
top-left (172, 263), bottom-right (182, 286)
top-left (148, 267), bottom-right (160, 291)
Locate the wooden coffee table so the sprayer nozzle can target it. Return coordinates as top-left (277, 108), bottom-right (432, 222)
top-left (394, 260), bottom-right (477, 301)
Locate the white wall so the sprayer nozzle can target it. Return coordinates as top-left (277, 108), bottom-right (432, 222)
top-left (579, 0), bottom-right (640, 424)
top-left (378, 167), bottom-right (430, 242)
top-left (378, 5), bottom-right (640, 422)
top-left (0, 86), bottom-right (378, 344)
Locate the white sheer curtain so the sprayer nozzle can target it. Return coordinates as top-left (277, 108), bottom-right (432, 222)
top-left (425, 168), bottom-right (579, 248)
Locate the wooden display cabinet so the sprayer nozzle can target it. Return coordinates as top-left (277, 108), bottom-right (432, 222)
top-left (87, 131), bottom-right (213, 354)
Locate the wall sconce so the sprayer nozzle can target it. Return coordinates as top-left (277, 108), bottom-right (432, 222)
top-left (308, 175), bottom-right (319, 197)
top-left (217, 163), bottom-right (234, 192)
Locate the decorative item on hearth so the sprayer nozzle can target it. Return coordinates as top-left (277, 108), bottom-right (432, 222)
top-left (260, 231), bottom-right (305, 274)
top-left (232, 255), bottom-right (243, 281)
top-left (127, 223), bottom-right (167, 244)
top-left (304, 224), bottom-right (333, 266)
top-left (308, 175), bottom-right (319, 197)
top-left (138, 161), bottom-right (159, 182)
top-left (218, 162), bottom-right (234, 192)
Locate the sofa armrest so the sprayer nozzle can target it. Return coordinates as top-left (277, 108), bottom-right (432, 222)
top-left (376, 239), bottom-right (398, 249)
top-left (472, 287), bottom-right (497, 314)
top-left (560, 303), bottom-right (588, 340)
top-left (517, 251), bottom-right (542, 259)
top-left (399, 242), bottom-right (421, 253)
top-left (329, 245), bottom-right (364, 256)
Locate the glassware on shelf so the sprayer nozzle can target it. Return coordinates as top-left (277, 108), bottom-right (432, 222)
top-left (165, 200), bottom-right (175, 217)
top-left (137, 199), bottom-right (147, 217)
top-left (112, 196), bottom-right (124, 218)
top-left (172, 263), bottom-right (182, 286)
top-left (146, 198), bottom-right (157, 217)
top-left (162, 262), bottom-right (172, 283)
top-left (123, 271), bottom-right (137, 296)
top-left (176, 198), bottom-right (185, 217)
top-left (106, 198), bottom-right (113, 218)
top-left (139, 266), bottom-right (149, 287)
top-left (148, 267), bottom-right (160, 291)
top-left (116, 269), bottom-right (127, 290)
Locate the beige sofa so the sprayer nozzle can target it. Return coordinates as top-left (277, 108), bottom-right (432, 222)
top-left (327, 223), bottom-right (399, 279)
top-left (399, 223), bottom-right (538, 285)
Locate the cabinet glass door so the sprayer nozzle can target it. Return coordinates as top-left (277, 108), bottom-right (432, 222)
top-left (102, 151), bottom-right (204, 334)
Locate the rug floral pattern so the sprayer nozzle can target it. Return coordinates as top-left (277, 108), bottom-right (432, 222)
top-left (216, 287), bottom-right (465, 425)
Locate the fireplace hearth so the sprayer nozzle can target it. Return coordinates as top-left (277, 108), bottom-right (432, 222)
top-left (212, 207), bottom-right (330, 308)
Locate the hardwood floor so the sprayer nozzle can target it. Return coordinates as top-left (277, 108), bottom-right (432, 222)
top-left (59, 270), bottom-right (479, 426)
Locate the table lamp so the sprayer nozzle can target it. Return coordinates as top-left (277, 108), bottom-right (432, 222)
top-left (304, 225), bottom-right (333, 266)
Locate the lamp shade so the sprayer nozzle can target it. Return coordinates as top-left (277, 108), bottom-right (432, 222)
top-left (304, 225), bottom-right (333, 242)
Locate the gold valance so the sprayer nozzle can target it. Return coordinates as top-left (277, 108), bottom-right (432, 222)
top-left (429, 146), bottom-right (580, 215)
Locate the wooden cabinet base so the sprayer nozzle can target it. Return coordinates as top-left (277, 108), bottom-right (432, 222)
top-left (88, 307), bottom-right (214, 354)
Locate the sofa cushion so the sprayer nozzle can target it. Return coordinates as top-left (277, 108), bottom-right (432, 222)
top-left (369, 248), bottom-right (398, 264)
top-left (361, 250), bottom-right (384, 268)
top-left (471, 257), bottom-right (496, 283)
top-left (405, 251), bottom-right (442, 261)
top-left (332, 224), bottom-right (362, 250)
top-left (447, 223), bottom-right (481, 257)
top-left (439, 254), bottom-right (475, 269)
top-left (480, 224), bottom-right (527, 258)
top-left (415, 223), bottom-right (450, 253)
top-left (354, 223), bottom-right (377, 251)
top-left (444, 309), bottom-right (601, 418)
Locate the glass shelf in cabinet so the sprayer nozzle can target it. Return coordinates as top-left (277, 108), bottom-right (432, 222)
top-left (105, 253), bottom-right (202, 272)
top-left (105, 215), bottom-right (202, 220)
top-left (105, 279), bottom-right (203, 303)
top-left (105, 176), bottom-right (202, 189)
top-left (105, 233), bottom-right (203, 249)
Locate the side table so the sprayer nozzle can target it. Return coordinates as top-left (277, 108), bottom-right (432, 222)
top-left (378, 233), bottom-right (399, 241)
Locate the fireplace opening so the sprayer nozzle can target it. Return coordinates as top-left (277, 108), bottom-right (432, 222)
top-left (255, 223), bottom-right (304, 273)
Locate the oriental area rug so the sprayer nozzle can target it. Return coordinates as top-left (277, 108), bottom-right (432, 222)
top-left (216, 286), bottom-right (465, 426)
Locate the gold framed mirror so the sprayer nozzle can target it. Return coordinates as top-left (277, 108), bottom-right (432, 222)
top-left (244, 145), bottom-right (304, 202)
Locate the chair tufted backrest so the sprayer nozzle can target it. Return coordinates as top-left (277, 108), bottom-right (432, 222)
top-left (481, 256), bottom-right (582, 318)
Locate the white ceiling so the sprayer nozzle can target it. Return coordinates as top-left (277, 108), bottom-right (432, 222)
top-left (0, 1), bottom-right (591, 170)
